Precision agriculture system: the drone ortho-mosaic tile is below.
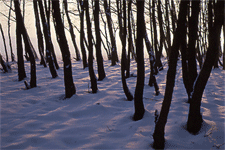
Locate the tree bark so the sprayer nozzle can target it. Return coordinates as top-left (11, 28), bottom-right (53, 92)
top-left (33, 0), bottom-right (47, 67)
top-left (84, 0), bottom-right (98, 93)
top-left (38, 0), bottom-right (58, 78)
top-left (103, 0), bottom-right (118, 66)
top-left (15, 0), bottom-right (36, 88)
top-left (153, 1), bottom-right (188, 148)
top-left (133, 0), bottom-right (145, 121)
top-left (52, 0), bottom-right (76, 98)
top-left (64, 0), bottom-right (81, 61)
top-left (79, 0), bottom-right (88, 69)
top-left (93, 0), bottom-right (106, 81)
top-left (121, 0), bottom-right (133, 101)
top-left (187, 0), bottom-right (224, 134)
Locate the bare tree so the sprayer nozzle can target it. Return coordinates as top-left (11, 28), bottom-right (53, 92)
top-left (133, 0), bottom-right (145, 121)
top-left (52, 0), bottom-right (76, 98)
top-left (84, 0), bottom-right (98, 93)
top-left (187, 0), bottom-right (224, 134)
top-left (153, 1), bottom-right (189, 148)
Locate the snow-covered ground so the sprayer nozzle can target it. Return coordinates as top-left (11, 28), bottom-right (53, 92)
top-left (0, 58), bottom-right (224, 149)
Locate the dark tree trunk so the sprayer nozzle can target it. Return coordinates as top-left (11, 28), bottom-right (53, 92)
top-left (223, 25), bottom-right (225, 70)
top-left (64, 0), bottom-right (81, 61)
top-left (121, 0), bottom-right (133, 101)
top-left (8, 0), bottom-right (15, 62)
top-left (116, 0), bottom-right (123, 41)
top-left (144, 24), bottom-right (159, 96)
top-left (52, 0), bottom-right (76, 98)
top-left (156, 0), bottom-right (165, 70)
top-left (103, 0), bottom-right (119, 66)
top-left (127, 0), bottom-right (134, 78)
top-left (84, 0), bottom-right (98, 93)
top-left (186, 0), bottom-right (200, 101)
top-left (33, 0), bottom-right (47, 67)
top-left (187, 0), bottom-right (224, 134)
top-left (38, 0), bottom-right (58, 78)
top-left (0, 53), bottom-right (10, 73)
top-left (133, 0), bottom-right (145, 121)
top-left (153, 1), bottom-right (188, 149)
top-left (15, 0), bottom-right (37, 88)
top-left (15, 1), bottom-right (26, 81)
top-left (79, 0), bottom-right (88, 69)
top-left (93, 0), bottom-right (106, 81)
top-left (0, 23), bottom-right (8, 62)
top-left (165, 0), bottom-right (171, 57)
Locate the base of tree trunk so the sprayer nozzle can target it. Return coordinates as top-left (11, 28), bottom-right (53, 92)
top-left (187, 112), bottom-right (203, 134)
top-left (152, 128), bottom-right (165, 149)
top-left (132, 109), bottom-right (145, 121)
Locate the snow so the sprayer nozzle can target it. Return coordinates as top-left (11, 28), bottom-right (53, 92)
top-left (0, 58), bottom-right (224, 149)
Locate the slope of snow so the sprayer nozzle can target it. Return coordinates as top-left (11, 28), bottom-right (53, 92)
top-left (1, 59), bottom-right (224, 149)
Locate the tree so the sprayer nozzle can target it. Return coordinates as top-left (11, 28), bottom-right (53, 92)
top-left (133, 0), bottom-right (145, 121)
top-left (52, 0), bottom-right (76, 98)
top-left (38, 0), bottom-right (58, 78)
top-left (93, 0), bottom-right (106, 81)
top-left (103, 0), bottom-right (119, 66)
top-left (0, 23), bottom-right (9, 62)
top-left (153, 1), bottom-right (189, 148)
top-left (15, 0), bottom-right (26, 81)
top-left (121, 0), bottom-right (133, 101)
top-left (187, 0), bottom-right (224, 134)
top-left (15, 0), bottom-right (37, 88)
top-left (79, 0), bottom-right (88, 69)
top-left (63, 0), bottom-right (81, 61)
top-left (33, 0), bottom-right (47, 67)
top-left (84, 0), bottom-right (98, 93)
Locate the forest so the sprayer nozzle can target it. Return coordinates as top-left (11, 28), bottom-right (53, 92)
top-left (0, 0), bottom-right (224, 149)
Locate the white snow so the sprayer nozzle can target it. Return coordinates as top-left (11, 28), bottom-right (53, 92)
top-left (0, 58), bottom-right (224, 149)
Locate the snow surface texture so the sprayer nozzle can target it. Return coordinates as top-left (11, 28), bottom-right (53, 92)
top-left (1, 59), bottom-right (224, 149)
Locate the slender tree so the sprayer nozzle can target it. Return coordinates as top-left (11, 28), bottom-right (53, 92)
top-left (33, 0), bottom-right (47, 67)
top-left (187, 0), bottom-right (224, 134)
top-left (121, 0), bottom-right (133, 101)
top-left (64, 0), bottom-right (81, 61)
top-left (133, 0), bottom-right (145, 121)
top-left (93, 0), bottom-right (106, 81)
top-left (52, 0), bottom-right (76, 98)
top-left (153, 1), bottom-right (189, 148)
top-left (38, 0), bottom-right (58, 78)
top-left (0, 23), bottom-right (8, 62)
top-left (79, 0), bottom-right (88, 69)
top-left (103, 0), bottom-right (119, 66)
top-left (14, 0), bottom-right (37, 88)
top-left (15, 0), bottom-right (26, 81)
top-left (8, 0), bottom-right (15, 62)
top-left (84, 0), bottom-right (98, 93)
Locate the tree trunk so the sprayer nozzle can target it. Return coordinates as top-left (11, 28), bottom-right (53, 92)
top-left (121, 0), bottom-right (133, 101)
top-left (186, 0), bottom-right (200, 101)
top-left (64, 0), bottom-right (81, 61)
top-left (38, 0), bottom-right (58, 78)
top-left (8, 0), bottom-right (15, 62)
top-left (153, 1), bottom-right (188, 148)
top-left (0, 23), bottom-right (8, 62)
top-left (144, 24), bottom-right (159, 96)
top-left (79, 0), bottom-right (88, 69)
top-left (52, 0), bottom-right (76, 98)
top-left (33, 0), bottom-right (47, 67)
top-left (84, 0), bottom-right (98, 93)
top-left (187, 0), bottom-right (224, 134)
top-left (133, 0), bottom-right (145, 121)
top-left (93, 0), bottom-right (106, 81)
top-left (103, 0), bottom-right (118, 66)
top-left (15, 0), bottom-right (37, 88)
top-left (15, 0), bottom-right (26, 81)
